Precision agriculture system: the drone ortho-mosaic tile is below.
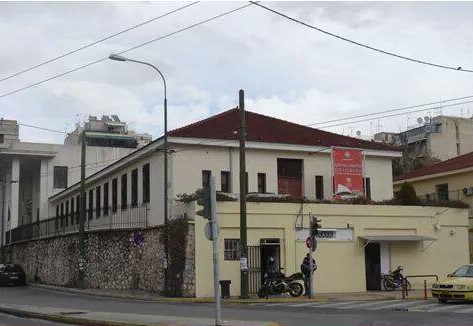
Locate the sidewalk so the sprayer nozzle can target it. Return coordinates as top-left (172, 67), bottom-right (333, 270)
top-left (0, 303), bottom-right (278, 326)
top-left (30, 283), bottom-right (431, 304)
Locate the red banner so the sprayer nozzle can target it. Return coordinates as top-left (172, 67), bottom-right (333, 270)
top-left (332, 147), bottom-right (364, 196)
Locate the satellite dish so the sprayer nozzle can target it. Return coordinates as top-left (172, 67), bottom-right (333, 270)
top-left (417, 117), bottom-right (423, 125)
top-left (424, 116), bottom-right (430, 123)
top-left (356, 130), bottom-right (361, 136)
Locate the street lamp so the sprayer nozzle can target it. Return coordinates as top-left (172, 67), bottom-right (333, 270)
top-left (109, 54), bottom-right (170, 294)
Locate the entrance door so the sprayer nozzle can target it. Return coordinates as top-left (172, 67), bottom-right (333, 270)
top-left (260, 239), bottom-right (281, 280)
top-left (365, 243), bottom-right (381, 291)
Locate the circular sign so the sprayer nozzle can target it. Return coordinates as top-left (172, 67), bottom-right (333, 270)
top-left (204, 222), bottom-right (220, 241)
top-left (306, 236), bottom-right (312, 249)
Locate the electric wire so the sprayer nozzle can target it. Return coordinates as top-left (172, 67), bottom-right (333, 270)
top-left (0, 2), bottom-right (255, 100)
top-left (0, 2), bottom-right (200, 84)
top-left (18, 123), bottom-right (69, 134)
top-left (250, 1), bottom-right (473, 73)
top-left (318, 99), bottom-right (473, 129)
top-left (309, 95), bottom-right (473, 127)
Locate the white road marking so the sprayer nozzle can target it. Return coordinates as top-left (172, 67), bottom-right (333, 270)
top-left (312, 300), bottom-right (379, 308)
top-left (407, 302), bottom-right (443, 311)
top-left (337, 300), bottom-right (404, 310)
top-left (369, 300), bottom-right (425, 310)
top-left (455, 306), bottom-right (473, 313)
top-left (426, 304), bottom-right (471, 312)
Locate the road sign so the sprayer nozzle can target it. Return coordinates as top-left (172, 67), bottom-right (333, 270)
top-left (306, 236), bottom-right (317, 252)
top-left (204, 221), bottom-right (220, 241)
top-left (306, 236), bottom-right (312, 249)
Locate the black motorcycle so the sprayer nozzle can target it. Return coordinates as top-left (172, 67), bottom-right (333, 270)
top-left (258, 271), bottom-right (304, 298)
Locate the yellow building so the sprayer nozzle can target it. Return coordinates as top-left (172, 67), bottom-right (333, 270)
top-left (194, 201), bottom-right (469, 297)
top-left (393, 151), bottom-right (473, 262)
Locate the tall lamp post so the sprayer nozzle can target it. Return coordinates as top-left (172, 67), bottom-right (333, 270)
top-left (109, 54), bottom-right (169, 294)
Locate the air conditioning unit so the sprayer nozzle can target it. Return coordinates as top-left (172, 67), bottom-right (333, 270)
top-left (462, 187), bottom-right (473, 196)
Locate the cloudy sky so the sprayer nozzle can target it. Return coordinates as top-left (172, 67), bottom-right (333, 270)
top-left (1, 1), bottom-right (473, 144)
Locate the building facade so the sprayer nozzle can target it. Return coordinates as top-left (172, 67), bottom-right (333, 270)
top-left (375, 115), bottom-right (473, 163)
top-left (394, 151), bottom-right (473, 262)
top-left (196, 202), bottom-right (469, 297)
top-left (0, 118), bottom-right (147, 246)
top-left (5, 109), bottom-right (470, 296)
top-left (47, 108), bottom-right (401, 232)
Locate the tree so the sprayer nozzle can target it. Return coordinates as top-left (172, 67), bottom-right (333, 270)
top-left (394, 182), bottom-right (419, 205)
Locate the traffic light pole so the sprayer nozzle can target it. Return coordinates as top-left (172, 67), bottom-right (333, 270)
top-left (309, 248), bottom-right (314, 299)
top-left (210, 177), bottom-right (221, 326)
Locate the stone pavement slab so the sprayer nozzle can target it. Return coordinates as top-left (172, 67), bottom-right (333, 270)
top-left (0, 303), bottom-right (278, 326)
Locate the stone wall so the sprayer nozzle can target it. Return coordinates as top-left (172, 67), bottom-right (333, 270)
top-left (7, 221), bottom-right (196, 296)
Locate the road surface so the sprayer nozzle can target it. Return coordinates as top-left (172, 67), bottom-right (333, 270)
top-left (1, 286), bottom-right (473, 326)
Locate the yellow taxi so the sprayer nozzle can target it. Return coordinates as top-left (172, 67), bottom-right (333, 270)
top-left (431, 264), bottom-right (473, 303)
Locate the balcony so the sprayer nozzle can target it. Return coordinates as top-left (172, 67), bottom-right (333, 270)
top-left (6, 204), bottom-right (148, 243)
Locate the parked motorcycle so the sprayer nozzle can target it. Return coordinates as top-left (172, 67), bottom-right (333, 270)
top-left (381, 265), bottom-right (411, 291)
top-left (258, 271), bottom-right (304, 298)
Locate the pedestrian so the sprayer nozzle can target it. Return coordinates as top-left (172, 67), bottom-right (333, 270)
top-left (301, 253), bottom-right (316, 296)
top-left (266, 256), bottom-right (277, 279)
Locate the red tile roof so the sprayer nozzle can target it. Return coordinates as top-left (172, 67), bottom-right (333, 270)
top-left (394, 151), bottom-right (473, 182)
top-left (169, 108), bottom-right (400, 152)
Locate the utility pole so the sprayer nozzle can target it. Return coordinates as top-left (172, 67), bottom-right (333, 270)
top-left (210, 177), bottom-right (221, 326)
top-left (78, 130), bottom-right (86, 289)
top-left (239, 89), bottom-right (249, 298)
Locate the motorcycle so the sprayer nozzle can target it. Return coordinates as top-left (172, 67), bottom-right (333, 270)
top-left (381, 265), bottom-right (411, 291)
top-left (258, 271), bottom-right (304, 298)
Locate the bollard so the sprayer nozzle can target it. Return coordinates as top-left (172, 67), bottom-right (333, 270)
top-left (424, 280), bottom-right (428, 300)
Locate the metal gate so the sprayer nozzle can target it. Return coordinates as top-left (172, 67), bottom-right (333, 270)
top-left (248, 245), bottom-right (261, 294)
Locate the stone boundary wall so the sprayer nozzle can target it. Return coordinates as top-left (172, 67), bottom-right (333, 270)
top-left (6, 221), bottom-right (196, 296)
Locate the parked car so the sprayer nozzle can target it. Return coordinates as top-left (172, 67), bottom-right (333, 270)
top-left (0, 264), bottom-right (26, 286)
top-left (431, 264), bottom-right (473, 303)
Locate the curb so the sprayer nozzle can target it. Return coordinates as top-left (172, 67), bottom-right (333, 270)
top-left (30, 284), bottom-right (413, 304)
top-left (0, 306), bottom-right (160, 326)
top-left (0, 305), bottom-right (281, 326)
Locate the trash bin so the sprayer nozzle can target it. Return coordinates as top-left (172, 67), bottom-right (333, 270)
top-left (219, 280), bottom-right (231, 299)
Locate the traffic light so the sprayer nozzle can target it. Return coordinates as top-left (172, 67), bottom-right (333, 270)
top-left (196, 183), bottom-right (211, 219)
top-left (310, 217), bottom-right (322, 238)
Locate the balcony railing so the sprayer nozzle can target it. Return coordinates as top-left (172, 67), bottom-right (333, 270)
top-left (418, 190), bottom-right (473, 217)
top-left (8, 204), bottom-right (148, 243)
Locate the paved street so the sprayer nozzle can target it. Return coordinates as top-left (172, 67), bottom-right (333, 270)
top-left (0, 313), bottom-right (69, 326)
top-left (1, 286), bottom-right (473, 326)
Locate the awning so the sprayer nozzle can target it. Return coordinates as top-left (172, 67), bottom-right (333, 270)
top-left (359, 235), bottom-right (436, 242)
top-left (359, 235), bottom-right (437, 252)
